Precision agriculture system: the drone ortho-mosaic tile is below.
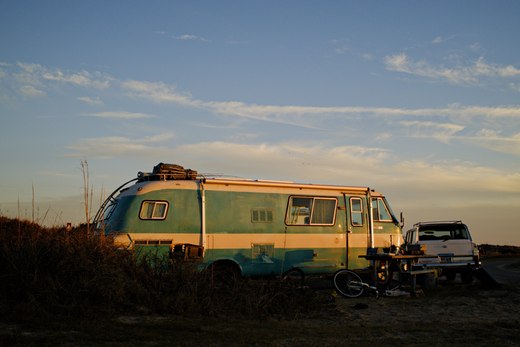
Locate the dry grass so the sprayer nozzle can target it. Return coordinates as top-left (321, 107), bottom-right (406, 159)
top-left (2, 216), bottom-right (520, 346)
top-left (0, 217), bottom-right (331, 322)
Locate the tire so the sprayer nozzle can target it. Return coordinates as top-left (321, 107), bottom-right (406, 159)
top-left (208, 261), bottom-right (240, 287)
top-left (419, 272), bottom-right (437, 290)
top-left (460, 269), bottom-right (473, 284)
top-left (445, 271), bottom-right (456, 281)
top-left (333, 269), bottom-right (364, 298)
top-left (282, 268), bottom-right (305, 288)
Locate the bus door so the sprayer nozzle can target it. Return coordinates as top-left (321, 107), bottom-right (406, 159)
top-left (344, 193), bottom-right (370, 270)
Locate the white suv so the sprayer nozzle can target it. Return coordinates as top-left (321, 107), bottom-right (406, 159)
top-left (404, 221), bottom-right (480, 282)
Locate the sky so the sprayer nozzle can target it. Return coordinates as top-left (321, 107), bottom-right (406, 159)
top-left (1, 1), bottom-right (519, 245)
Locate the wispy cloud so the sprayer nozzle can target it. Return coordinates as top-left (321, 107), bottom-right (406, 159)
top-left (463, 130), bottom-right (520, 155)
top-left (172, 141), bottom-right (520, 199)
top-left (330, 39), bottom-right (351, 54)
top-left (173, 33), bottom-right (208, 42)
top-left (77, 96), bottom-right (103, 106)
top-left (120, 77), bottom-right (520, 149)
top-left (175, 141), bottom-right (391, 183)
top-left (509, 83), bottom-right (520, 93)
top-left (66, 133), bottom-right (174, 158)
top-left (384, 53), bottom-right (520, 84)
top-left (19, 85), bottom-right (46, 97)
top-left (431, 35), bottom-right (458, 44)
top-left (155, 30), bottom-right (208, 42)
top-left (13, 62), bottom-right (112, 91)
top-left (7, 62), bottom-right (520, 124)
top-left (121, 79), bottom-right (520, 121)
top-left (400, 120), bottom-right (465, 143)
top-left (42, 69), bottom-right (111, 89)
top-left (83, 111), bottom-right (157, 120)
top-left (4, 62), bottom-right (520, 156)
top-left (122, 80), bottom-right (202, 108)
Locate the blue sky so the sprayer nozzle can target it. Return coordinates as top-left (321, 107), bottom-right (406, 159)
top-left (1, 1), bottom-right (519, 245)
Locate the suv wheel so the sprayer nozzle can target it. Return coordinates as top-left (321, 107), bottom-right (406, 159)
top-left (460, 269), bottom-right (473, 283)
top-left (445, 271), bottom-right (456, 281)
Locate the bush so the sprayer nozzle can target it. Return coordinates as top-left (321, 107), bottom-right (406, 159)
top-left (0, 217), bottom-right (329, 322)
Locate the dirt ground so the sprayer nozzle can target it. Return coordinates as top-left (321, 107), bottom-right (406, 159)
top-left (2, 259), bottom-right (520, 347)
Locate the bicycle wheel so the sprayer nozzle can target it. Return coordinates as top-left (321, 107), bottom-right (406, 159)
top-left (333, 269), bottom-right (364, 298)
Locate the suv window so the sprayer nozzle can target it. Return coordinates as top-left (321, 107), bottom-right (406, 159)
top-left (418, 224), bottom-right (470, 241)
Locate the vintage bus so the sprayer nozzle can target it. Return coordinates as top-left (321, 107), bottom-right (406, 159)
top-left (94, 163), bottom-right (403, 278)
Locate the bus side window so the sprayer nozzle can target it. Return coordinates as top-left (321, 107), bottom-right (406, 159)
top-left (139, 201), bottom-right (169, 220)
top-left (286, 196), bottom-right (337, 225)
top-left (350, 197), bottom-right (363, 226)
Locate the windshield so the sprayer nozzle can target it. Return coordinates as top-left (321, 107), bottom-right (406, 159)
top-left (94, 198), bottom-right (118, 231)
top-left (418, 224), bottom-right (470, 241)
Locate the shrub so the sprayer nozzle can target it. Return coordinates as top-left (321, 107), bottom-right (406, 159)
top-left (0, 217), bottom-right (329, 322)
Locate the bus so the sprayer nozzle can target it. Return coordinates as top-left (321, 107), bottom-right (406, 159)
top-left (94, 163), bottom-right (403, 278)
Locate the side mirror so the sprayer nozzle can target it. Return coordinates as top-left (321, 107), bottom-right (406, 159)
top-left (400, 212), bottom-right (405, 229)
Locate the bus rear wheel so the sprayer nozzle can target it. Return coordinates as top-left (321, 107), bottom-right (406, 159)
top-left (208, 261), bottom-right (241, 287)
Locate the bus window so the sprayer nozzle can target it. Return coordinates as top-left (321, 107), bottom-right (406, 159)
top-left (371, 197), bottom-right (392, 221)
top-left (139, 201), bottom-right (169, 220)
top-left (286, 196), bottom-right (337, 225)
top-left (350, 197), bottom-right (363, 226)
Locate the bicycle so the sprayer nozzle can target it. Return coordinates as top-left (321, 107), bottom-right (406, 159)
top-left (333, 269), bottom-right (379, 298)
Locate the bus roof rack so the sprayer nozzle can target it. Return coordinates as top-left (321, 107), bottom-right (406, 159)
top-left (138, 163), bottom-right (198, 181)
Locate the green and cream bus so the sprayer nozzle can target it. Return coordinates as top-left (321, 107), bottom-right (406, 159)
top-left (94, 163), bottom-right (403, 277)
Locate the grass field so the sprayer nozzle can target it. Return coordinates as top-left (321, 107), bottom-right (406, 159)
top-left (1, 217), bottom-right (520, 346)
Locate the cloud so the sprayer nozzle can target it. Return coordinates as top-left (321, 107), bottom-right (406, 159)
top-left (463, 130), bottom-right (520, 155)
top-left (77, 96), bottom-right (103, 106)
top-left (5, 62), bottom-right (520, 156)
top-left (120, 79), bottom-right (520, 122)
top-left (509, 83), bottom-right (520, 93)
top-left (14, 62), bottom-right (46, 86)
top-left (173, 34), bottom-right (208, 41)
top-left (384, 53), bottom-right (520, 84)
top-left (400, 120), bottom-right (465, 143)
top-left (65, 133), bottom-right (174, 158)
top-left (7, 62), bottom-right (520, 126)
top-left (13, 62), bottom-right (112, 91)
top-left (119, 77), bottom-right (520, 147)
top-left (431, 35), bottom-right (458, 44)
top-left (19, 85), bottom-right (46, 97)
top-left (42, 69), bottom-right (111, 89)
top-left (122, 80), bottom-right (202, 108)
top-left (155, 30), bottom-right (208, 42)
top-left (431, 36), bottom-right (444, 44)
top-left (168, 141), bottom-right (520, 202)
top-left (175, 141), bottom-right (391, 183)
top-left (120, 80), bottom-right (520, 128)
top-left (393, 159), bottom-right (520, 197)
top-left (83, 111), bottom-right (157, 119)
top-left (330, 39), bottom-right (350, 54)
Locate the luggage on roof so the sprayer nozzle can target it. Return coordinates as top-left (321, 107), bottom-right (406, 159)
top-left (151, 163), bottom-right (198, 180)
